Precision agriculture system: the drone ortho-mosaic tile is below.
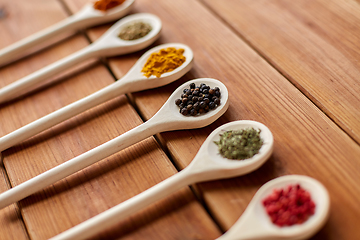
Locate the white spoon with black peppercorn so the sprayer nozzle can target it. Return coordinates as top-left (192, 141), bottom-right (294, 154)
top-left (217, 175), bottom-right (330, 240)
top-left (49, 120), bottom-right (274, 240)
top-left (0, 12), bottom-right (161, 103)
top-left (0, 78), bottom-right (229, 211)
top-left (0, 0), bottom-right (135, 66)
top-left (0, 43), bottom-right (192, 152)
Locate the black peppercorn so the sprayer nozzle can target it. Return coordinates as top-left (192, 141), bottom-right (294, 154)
top-left (181, 108), bottom-right (188, 115)
top-left (193, 102), bottom-right (200, 110)
top-left (209, 102), bottom-right (215, 109)
top-left (175, 83), bottom-right (221, 116)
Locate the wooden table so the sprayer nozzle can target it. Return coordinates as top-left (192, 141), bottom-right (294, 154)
top-left (1, 0), bottom-right (359, 239)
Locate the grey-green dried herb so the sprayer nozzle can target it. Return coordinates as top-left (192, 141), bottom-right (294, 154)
top-left (118, 22), bottom-right (152, 40)
top-left (214, 128), bottom-right (263, 160)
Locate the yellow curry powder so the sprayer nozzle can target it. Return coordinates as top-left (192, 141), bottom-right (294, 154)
top-left (141, 48), bottom-right (186, 78)
top-left (93, 0), bottom-right (126, 11)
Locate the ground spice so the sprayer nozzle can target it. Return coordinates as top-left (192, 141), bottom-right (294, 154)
top-left (262, 184), bottom-right (316, 227)
top-left (93, 0), bottom-right (126, 11)
top-left (118, 22), bottom-right (152, 40)
top-left (175, 83), bottom-right (221, 116)
top-left (214, 128), bottom-right (263, 160)
top-left (141, 48), bottom-right (186, 78)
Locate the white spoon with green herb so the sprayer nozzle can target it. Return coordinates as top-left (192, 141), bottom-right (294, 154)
top-left (0, 78), bottom-right (229, 211)
top-left (0, 12), bottom-right (161, 103)
top-left (218, 175), bottom-right (330, 240)
top-left (50, 120), bottom-right (273, 240)
top-left (0, 0), bottom-right (135, 66)
top-left (0, 43), bottom-right (192, 152)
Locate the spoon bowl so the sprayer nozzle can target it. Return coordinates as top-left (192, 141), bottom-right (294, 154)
top-left (187, 120), bottom-right (274, 181)
top-left (0, 13), bottom-right (162, 103)
top-left (219, 175), bottom-right (330, 240)
top-left (90, 12), bottom-right (162, 56)
top-left (0, 0), bottom-right (135, 66)
top-left (151, 78), bottom-right (230, 130)
top-left (49, 120), bottom-right (273, 240)
top-left (116, 42), bottom-right (194, 91)
top-left (72, 0), bottom-right (135, 27)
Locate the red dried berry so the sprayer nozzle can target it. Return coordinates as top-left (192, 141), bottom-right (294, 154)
top-left (262, 184), bottom-right (316, 227)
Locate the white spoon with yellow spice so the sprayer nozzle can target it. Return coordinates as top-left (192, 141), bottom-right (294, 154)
top-left (50, 120), bottom-right (273, 240)
top-left (217, 175), bottom-right (330, 240)
top-left (0, 0), bottom-right (135, 66)
top-left (0, 43), bottom-right (192, 152)
top-left (0, 12), bottom-right (161, 103)
top-left (0, 78), bottom-right (229, 211)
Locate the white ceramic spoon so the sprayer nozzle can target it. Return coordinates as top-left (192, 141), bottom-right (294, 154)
top-left (0, 43), bottom-right (193, 152)
top-left (0, 0), bottom-right (135, 66)
top-left (50, 120), bottom-right (274, 240)
top-left (218, 175), bottom-right (330, 240)
top-left (0, 78), bottom-right (229, 211)
top-left (0, 12), bottom-right (161, 103)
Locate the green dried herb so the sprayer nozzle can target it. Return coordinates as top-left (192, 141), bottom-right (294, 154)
top-left (214, 128), bottom-right (263, 160)
top-left (118, 21), bottom-right (152, 41)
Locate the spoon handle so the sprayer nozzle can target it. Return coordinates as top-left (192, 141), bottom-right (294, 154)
top-left (50, 168), bottom-right (194, 240)
top-left (0, 17), bottom-right (80, 67)
top-left (0, 44), bottom-right (96, 104)
top-left (0, 76), bottom-right (134, 152)
top-left (0, 115), bottom-right (168, 210)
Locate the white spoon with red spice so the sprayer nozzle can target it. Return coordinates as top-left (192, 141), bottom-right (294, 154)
top-left (0, 0), bottom-right (135, 66)
top-left (49, 120), bottom-right (274, 240)
top-left (0, 43), bottom-right (192, 152)
top-left (0, 78), bottom-right (229, 212)
top-left (217, 175), bottom-right (330, 240)
top-left (0, 12), bottom-right (161, 103)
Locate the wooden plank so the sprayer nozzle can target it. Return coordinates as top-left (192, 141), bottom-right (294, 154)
top-left (0, 155), bottom-right (28, 240)
top-left (0, 0), bottom-right (71, 239)
top-left (0, 0), bottom-right (222, 239)
top-left (201, 0), bottom-right (360, 144)
top-left (79, 0), bottom-right (359, 239)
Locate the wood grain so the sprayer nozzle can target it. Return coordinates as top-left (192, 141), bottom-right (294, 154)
top-left (202, 0), bottom-right (360, 144)
top-left (79, 0), bottom-right (359, 239)
top-left (1, 0), bottom-right (360, 239)
top-left (0, 155), bottom-right (28, 240)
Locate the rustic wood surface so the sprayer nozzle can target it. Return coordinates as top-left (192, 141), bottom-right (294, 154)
top-left (0, 0), bottom-right (360, 239)
top-left (201, 0), bottom-right (360, 144)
